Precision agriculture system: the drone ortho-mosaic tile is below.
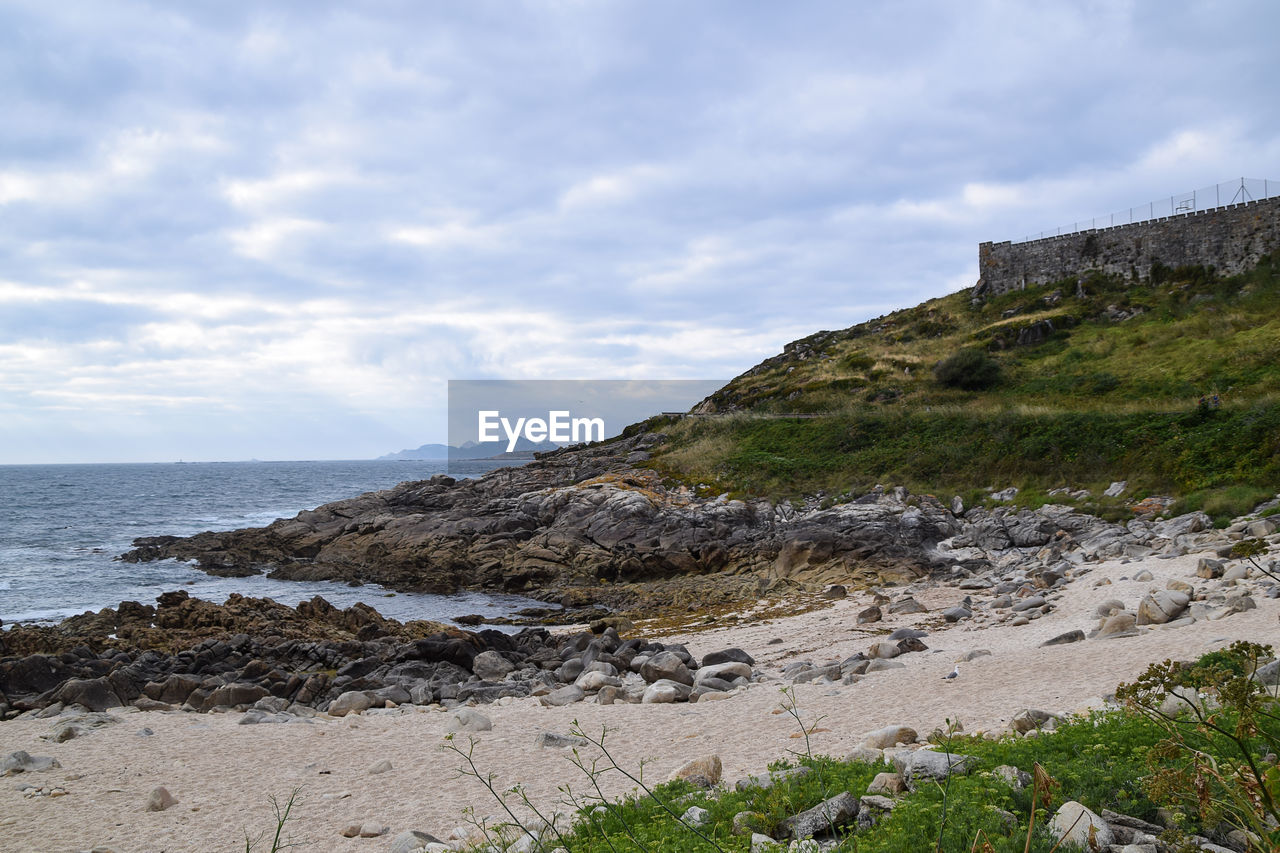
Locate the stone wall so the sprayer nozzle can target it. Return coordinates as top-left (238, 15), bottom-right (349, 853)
top-left (976, 194), bottom-right (1280, 297)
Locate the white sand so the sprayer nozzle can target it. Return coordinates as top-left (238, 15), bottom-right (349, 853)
top-left (1, 551), bottom-right (1275, 853)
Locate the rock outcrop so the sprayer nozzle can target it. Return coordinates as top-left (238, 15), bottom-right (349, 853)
top-left (118, 433), bottom-right (971, 611)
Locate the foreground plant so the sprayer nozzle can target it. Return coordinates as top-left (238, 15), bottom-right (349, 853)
top-left (243, 787), bottom-right (304, 853)
top-left (1115, 641), bottom-right (1280, 848)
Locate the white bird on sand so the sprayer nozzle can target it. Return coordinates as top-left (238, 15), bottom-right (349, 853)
top-left (942, 665), bottom-right (960, 681)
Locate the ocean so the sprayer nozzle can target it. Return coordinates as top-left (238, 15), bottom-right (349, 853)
top-left (0, 459), bottom-right (546, 629)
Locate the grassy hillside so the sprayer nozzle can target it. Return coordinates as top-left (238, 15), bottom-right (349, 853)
top-left (644, 255), bottom-right (1280, 522)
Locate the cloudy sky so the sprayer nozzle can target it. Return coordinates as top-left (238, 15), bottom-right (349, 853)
top-left (2, 1), bottom-right (1278, 463)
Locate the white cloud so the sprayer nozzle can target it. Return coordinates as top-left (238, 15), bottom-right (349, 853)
top-left (1, 0), bottom-right (1279, 461)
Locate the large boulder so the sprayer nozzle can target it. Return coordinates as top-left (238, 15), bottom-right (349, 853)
top-left (639, 651), bottom-right (694, 686)
top-left (1049, 801), bottom-right (1113, 851)
top-left (52, 677), bottom-right (122, 712)
top-left (1136, 591), bottom-right (1189, 625)
top-left (471, 651), bottom-right (515, 681)
top-left (694, 662), bottom-right (752, 684)
top-left (641, 679), bottom-right (691, 704)
top-left (326, 690), bottom-right (376, 717)
top-left (779, 791), bottom-right (860, 839)
top-left (894, 749), bottom-right (977, 791)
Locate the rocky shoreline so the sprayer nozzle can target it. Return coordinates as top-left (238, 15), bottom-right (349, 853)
top-left (0, 590), bottom-right (761, 722)
top-left (114, 430), bottom-right (1279, 625)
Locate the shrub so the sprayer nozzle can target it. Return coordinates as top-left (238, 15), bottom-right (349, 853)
top-left (933, 348), bottom-right (1002, 390)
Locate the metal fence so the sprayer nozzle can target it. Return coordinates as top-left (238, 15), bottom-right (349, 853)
top-left (1013, 177), bottom-right (1280, 244)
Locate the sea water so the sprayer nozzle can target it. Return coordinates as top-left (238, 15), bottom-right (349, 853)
top-left (0, 459), bottom-right (546, 629)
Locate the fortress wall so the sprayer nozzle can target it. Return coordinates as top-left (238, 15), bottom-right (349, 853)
top-left (977, 194), bottom-right (1280, 296)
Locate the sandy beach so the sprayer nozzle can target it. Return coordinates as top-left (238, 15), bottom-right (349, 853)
top-left (2, 550), bottom-right (1276, 853)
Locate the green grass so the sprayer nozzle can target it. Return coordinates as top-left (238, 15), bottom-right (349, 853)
top-left (543, 697), bottom-right (1279, 852)
top-left (649, 401), bottom-right (1280, 505)
top-left (546, 709), bottom-right (1183, 852)
top-left (647, 255), bottom-right (1280, 503)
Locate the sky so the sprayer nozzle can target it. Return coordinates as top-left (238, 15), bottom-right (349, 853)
top-left (2, 1), bottom-right (1279, 463)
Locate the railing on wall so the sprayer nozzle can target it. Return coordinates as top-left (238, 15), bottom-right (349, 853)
top-left (1012, 177), bottom-right (1280, 245)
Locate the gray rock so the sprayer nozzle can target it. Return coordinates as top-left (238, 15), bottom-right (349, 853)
top-left (779, 791), bottom-right (860, 839)
top-left (1011, 709), bottom-right (1061, 734)
top-left (867, 641), bottom-right (901, 660)
top-left (1197, 557), bottom-right (1225, 579)
top-left (1104, 481), bottom-right (1127, 498)
top-left (857, 794), bottom-right (896, 828)
top-left (887, 597), bottom-right (927, 615)
top-left (642, 679), bottom-right (690, 704)
top-left (1136, 590), bottom-right (1190, 625)
top-left (389, 830), bottom-right (443, 853)
top-left (1012, 595), bottom-right (1046, 612)
top-left (864, 659), bottom-right (905, 673)
top-left (540, 685), bottom-right (585, 707)
top-left (368, 759), bottom-right (393, 775)
top-left (1097, 611), bottom-right (1138, 638)
top-left (42, 711), bottom-right (119, 743)
top-left (896, 749), bottom-right (977, 790)
top-left (750, 832), bottom-right (782, 852)
top-left (702, 648), bottom-right (755, 667)
top-left (471, 651), bottom-right (515, 682)
top-left (1049, 800), bottom-right (1113, 850)
top-left (447, 708), bottom-right (492, 732)
top-left (639, 651), bottom-right (694, 686)
top-left (695, 661), bottom-right (752, 684)
top-left (52, 678), bottom-right (122, 713)
top-left (1247, 518), bottom-right (1277, 537)
top-left (1, 750), bottom-right (61, 776)
top-left (1253, 659), bottom-right (1280, 686)
top-left (994, 764), bottom-right (1031, 789)
top-left (536, 732), bottom-right (589, 748)
top-left (327, 690), bottom-right (376, 717)
top-left (866, 771), bottom-right (906, 795)
top-left (1095, 599), bottom-right (1126, 618)
top-left (943, 606), bottom-right (972, 622)
top-left (1040, 630), bottom-right (1085, 647)
top-left (857, 606), bottom-right (883, 624)
top-left (734, 765), bottom-right (812, 792)
top-left (682, 805), bottom-right (711, 827)
top-left (145, 786), bottom-right (178, 812)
